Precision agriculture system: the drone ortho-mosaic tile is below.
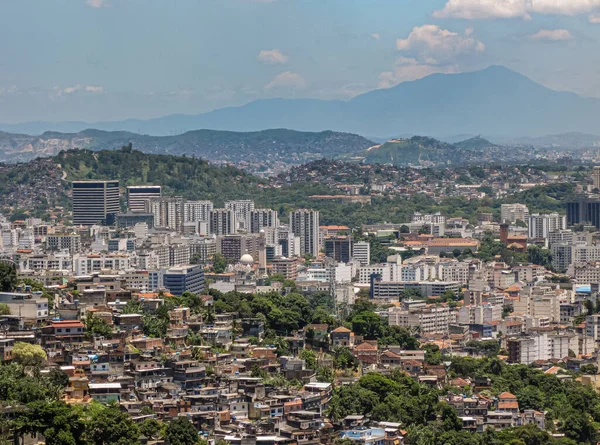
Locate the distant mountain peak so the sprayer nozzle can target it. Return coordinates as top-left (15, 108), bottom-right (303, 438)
top-left (0, 65), bottom-right (598, 138)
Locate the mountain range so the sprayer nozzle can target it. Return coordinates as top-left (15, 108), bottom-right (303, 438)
top-left (0, 128), bottom-right (374, 164)
top-left (2, 66), bottom-right (600, 138)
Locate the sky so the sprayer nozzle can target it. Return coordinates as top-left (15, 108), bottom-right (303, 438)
top-left (1, 0), bottom-right (600, 123)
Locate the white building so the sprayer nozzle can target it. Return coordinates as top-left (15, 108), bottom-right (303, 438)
top-left (225, 200), bottom-right (255, 231)
top-left (513, 287), bottom-right (562, 322)
top-left (358, 262), bottom-right (401, 285)
top-left (501, 204), bottom-right (529, 224)
top-left (528, 213), bottom-right (566, 240)
top-left (73, 254), bottom-right (130, 275)
top-left (388, 303), bottom-right (453, 334)
top-left (508, 333), bottom-right (549, 364)
top-left (289, 209), bottom-right (320, 257)
top-left (127, 186), bottom-right (161, 213)
top-left (436, 261), bottom-right (471, 284)
top-left (210, 209), bottom-right (237, 236)
top-left (352, 241), bottom-right (370, 267)
top-left (457, 303), bottom-right (502, 325)
top-left (249, 209), bottom-right (279, 233)
top-left (150, 197), bottom-right (184, 231)
top-left (593, 166), bottom-right (600, 191)
top-left (184, 201), bottom-right (214, 223)
top-left (548, 230), bottom-right (574, 247)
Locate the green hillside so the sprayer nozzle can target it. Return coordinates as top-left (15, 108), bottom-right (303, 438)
top-left (58, 145), bottom-right (264, 204)
top-left (362, 136), bottom-right (450, 166)
top-left (360, 135), bottom-right (502, 167)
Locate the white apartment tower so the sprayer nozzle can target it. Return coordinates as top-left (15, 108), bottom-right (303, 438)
top-left (250, 209), bottom-right (279, 233)
top-left (593, 166), bottom-right (600, 191)
top-left (528, 213), bottom-right (566, 240)
top-left (149, 197), bottom-right (184, 231)
top-left (500, 204), bottom-right (529, 224)
top-left (289, 209), bottom-right (320, 257)
top-left (225, 200), bottom-right (255, 231)
top-left (352, 241), bottom-right (370, 266)
top-left (210, 209), bottom-right (237, 236)
top-left (127, 186), bottom-right (161, 213)
top-left (184, 201), bottom-right (214, 223)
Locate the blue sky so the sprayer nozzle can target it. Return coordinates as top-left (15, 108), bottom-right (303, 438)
top-left (1, 0), bottom-right (600, 123)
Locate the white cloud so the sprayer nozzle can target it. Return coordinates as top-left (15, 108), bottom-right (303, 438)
top-left (378, 58), bottom-right (458, 88)
top-left (396, 25), bottom-right (484, 65)
top-left (86, 0), bottom-right (110, 8)
top-left (434, 0), bottom-right (600, 19)
top-left (265, 72), bottom-right (307, 90)
top-left (61, 84), bottom-right (104, 95)
top-left (0, 85), bottom-right (18, 96)
top-left (433, 0), bottom-right (530, 19)
top-left (532, 0), bottom-right (600, 15)
top-left (257, 49), bottom-right (289, 65)
top-left (590, 13), bottom-right (600, 22)
top-left (379, 25), bottom-right (484, 89)
top-left (371, 33), bottom-right (381, 40)
top-left (84, 85), bottom-right (104, 93)
top-left (529, 29), bottom-right (573, 40)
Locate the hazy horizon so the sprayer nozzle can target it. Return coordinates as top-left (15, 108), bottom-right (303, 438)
top-left (3, 0), bottom-right (600, 124)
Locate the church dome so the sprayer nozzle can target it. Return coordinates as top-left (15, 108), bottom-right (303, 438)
top-left (240, 254), bottom-right (254, 265)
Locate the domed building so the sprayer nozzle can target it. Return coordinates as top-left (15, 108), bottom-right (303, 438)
top-left (240, 253), bottom-right (254, 266)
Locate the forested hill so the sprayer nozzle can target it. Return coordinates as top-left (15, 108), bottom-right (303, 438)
top-left (57, 146), bottom-right (265, 203)
top-left (357, 135), bottom-right (521, 167)
top-left (0, 128), bottom-right (374, 164)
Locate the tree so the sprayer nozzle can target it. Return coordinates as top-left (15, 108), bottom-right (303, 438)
top-left (400, 225), bottom-right (410, 233)
top-left (139, 418), bottom-right (162, 441)
top-left (316, 366), bottom-right (334, 383)
top-left (527, 245), bottom-right (553, 269)
top-left (83, 312), bottom-right (113, 339)
top-left (299, 349), bottom-right (317, 369)
top-left (333, 347), bottom-right (359, 371)
top-left (121, 300), bottom-right (143, 314)
top-left (0, 263), bottom-right (16, 292)
top-left (0, 303), bottom-right (9, 315)
top-left (15, 400), bottom-right (85, 445)
top-left (421, 343), bottom-right (442, 365)
top-left (580, 364), bottom-right (598, 375)
top-left (164, 417), bottom-right (199, 445)
top-left (12, 342), bottom-right (46, 367)
top-left (212, 253), bottom-right (227, 273)
top-left (86, 403), bottom-right (140, 445)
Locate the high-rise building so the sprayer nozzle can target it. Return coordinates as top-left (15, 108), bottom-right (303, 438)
top-left (324, 235), bottom-right (353, 263)
top-left (352, 241), bottom-right (370, 266)
top-left (72, 180), bottom-right (120, 226)
top-left (217, 234), bottom-right (263, 262)
top-left (162, 265), bottom-right (204, 296)
top-left (500, 204), bottom-right (529, 224)
top-left (528, 213), bottom-right (566, 239)
top-left (225, 200), bottom-right (255, 231)
top-left (566, 196), bottom-right (600, 229)
top-left (250, 209), bottom-right (279, 233)
top-left (593, 166), bottom-right (600, 191)
top-left (289, 209), bottom-right (320, 257)
top-left (209, 209), bottom-right (237, 235)
top-left (184, 201), bottom-right (214, 223)
top-left (277, 229), bottom-right (301, 258)
top-left (149, 197), bottom-right (184, 231)
top-left (127, 186), bottom-right (161, 212)
top-left (272, 257), bottom-right (298, 280)
top-left (189, 238), bottom-right (217, 264)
